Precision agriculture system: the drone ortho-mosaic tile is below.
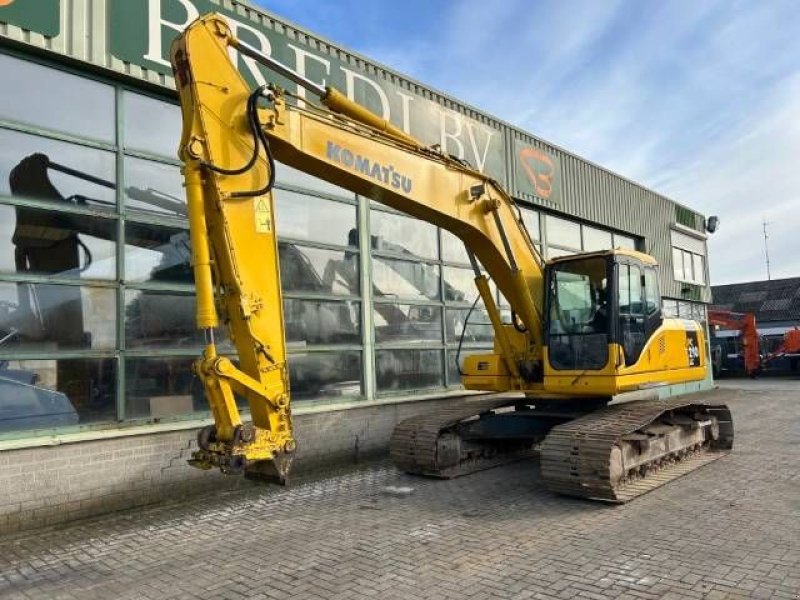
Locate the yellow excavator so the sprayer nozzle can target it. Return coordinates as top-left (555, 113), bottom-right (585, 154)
top-left (170, 14), bottom-right (733, 502)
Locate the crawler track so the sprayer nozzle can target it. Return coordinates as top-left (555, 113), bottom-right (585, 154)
top-left (391, 389), bottom-right (734, 503)
top-left (390, 395), bottom-right (534, 478)
top-left (540, 393), bottom-right (734, 503)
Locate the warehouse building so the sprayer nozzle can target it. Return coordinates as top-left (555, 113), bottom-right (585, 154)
top-left (0, 0), bottom-right (714, 531)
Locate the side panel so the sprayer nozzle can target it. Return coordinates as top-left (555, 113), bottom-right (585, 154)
top-left (543, 319), bottom-right (708, 396)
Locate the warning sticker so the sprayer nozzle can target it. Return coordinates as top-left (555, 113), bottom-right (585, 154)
top-left (255, 198), bottom-right (272, 233)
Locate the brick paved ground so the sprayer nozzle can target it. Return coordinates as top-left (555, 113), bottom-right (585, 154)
top-left (0, 379), bottom-right (798, 600)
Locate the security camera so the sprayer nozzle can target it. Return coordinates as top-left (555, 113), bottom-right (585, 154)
top-left (705, 216), bottom-right (720, 234)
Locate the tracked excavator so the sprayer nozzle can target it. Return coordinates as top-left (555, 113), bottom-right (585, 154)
top-left (170, 14), bottom-right (733, 502)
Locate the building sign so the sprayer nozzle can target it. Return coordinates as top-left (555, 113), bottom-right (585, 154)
top-left (0, 0), bottom-right (60, 38)
top-left (513, 139), bottom-right (561, 203)
top-left (107, 0), bottom-right (507, 181)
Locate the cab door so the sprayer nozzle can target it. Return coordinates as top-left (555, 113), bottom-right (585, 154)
top-left (617, 262), bottom-right (646, 366)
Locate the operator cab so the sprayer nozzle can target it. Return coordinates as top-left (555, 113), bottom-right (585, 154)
top-left (544, 249), bottom-right (662, 372)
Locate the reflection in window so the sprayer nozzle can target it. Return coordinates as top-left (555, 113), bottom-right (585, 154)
top-left (279, 243), bottom-right (359, 296)
top-left (0, 53), bottom-right (115, 142)
top-left (124, 222), bottom-right (192, 284)
top-left (614, 234), bottom-right (636, 250)
top-left (0, 358), bottom-right (115, 432)
top-left (372, 257), bottom-right (439, 301)
top-left (124, 157), bottom-right (186, 216)
top-left (374, 303), bottom-right (441, 344)
top-left (275, 190), bottom-right (356, 247)
top-left (123, 92), bottom-right (182, 158)
top-left (284, 298), bottom-right (360, 346)
top-left (0, 129), bottom-right (116, 206)
top-left (370, 210), bottom-right (438, 259)
top-left (547, 246), bottom-right (575, 259)
top-left (376, 349), bottom-right (442, 392)
top-left (521, 208), bottom-right (540, 241)
top-left (662, 299), bottom-right (679, 318)
top-left (288, 351), bottom-right (361, 400)
top-left (274, 162), bottom-right (353, 199)
top-left (443, 266), bottom-right (482, 304)
top-left (441, 229), bottom-right (469, 265)
top-left (124, 290), bottom-right (232, 351)
top-left (0, 283), bottom-right (115, 352)
top-left (582, 226), bottom-right (612, 252)
top-left (125, 357), bottom-right (204, 419)
top-left (0, 204), bottom-right (116, 280)
top-left (546, 215), bottom-right (581, 249)
top-left (445, 307), bottom-right (494, 344)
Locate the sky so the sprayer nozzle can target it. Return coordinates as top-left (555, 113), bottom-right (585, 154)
top-left (255, 0), bottom-right (800, 286)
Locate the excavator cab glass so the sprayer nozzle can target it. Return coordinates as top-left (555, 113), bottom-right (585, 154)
top-left (546, 255), bottom-right (611, 371)
top-left (545, 252), bottom-right (664, 372)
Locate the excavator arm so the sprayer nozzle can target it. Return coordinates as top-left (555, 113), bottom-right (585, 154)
top-left (170, 14), bottom-right (546, 479)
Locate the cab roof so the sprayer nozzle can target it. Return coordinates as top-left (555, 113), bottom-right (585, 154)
top-left (547, 248), bottom-right (658, 267)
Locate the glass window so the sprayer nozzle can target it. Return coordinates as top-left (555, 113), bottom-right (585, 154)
top-left (545, 215), bottom-right (581, 249)
top-left (0, 283), bottom-right (115, 352)
top-left (683, 250), bottom-right (694, 282)
top-left (614, 234), bottom-right (636, 250)
top-left (618, 264), bottom-right (644, 315)
top-left (520, 208), bottom-right (540, 241)
top-left (125, 357), bottom-right (204, 419)
top-left (644, 268), bottom-right (660, 314)
top-left (376, 349), bottom-right (443, 393)
top-left (662, 299), bottom-right (678, 318)
top-left (124, 222), bottom-right (193, 284)
top-left (284, 298), bottom-right (360, 346)
top-left (124, 290), bottom-right (232, 352)
top-left (672, 247), bottom-right (685, 281)
top-left (0, 357), bottom-right (116, 432)
top-left (0, 53), bottom-right (115, 142)
top-left (549, 257), bottom-right (609, 334)
top-left (374, 303), bottom-right (442, 345)
top-left (372, 257), bottom-right (439, 301)
top-left (445, 307), bottom-right (494, 344)
top-left (443, 266), bottom-right (481, 304)
top-left (124, 157), bottom-right (186, 217)
top-left (274, 163), bottom-right (354, 199)
top-left (440, 229), bottom-right (470, 265)
top-left (0, 204), bottom-right (116, 280)
top-left (692, 254), bottom-right (705, 284)
top-left (123, 92), bottom-right (182, 158)
top-left (370, 210), bottom-right (438, 259)
top-left (0, 129), bottom-right (116, 208)
top-left (547, 246), bottom-right (576, 259)
top-left (288, 351), bottom-right (361, 400)
top-left (279, 243), bottom-right (359, 296)
top-left (275, 190), bottom-right (357, 247)
top-left (582, 226), bottom-right (613, 252)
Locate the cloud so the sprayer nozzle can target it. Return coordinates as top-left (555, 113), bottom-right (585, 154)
top-left (258, 0), bottom-right (800, 285)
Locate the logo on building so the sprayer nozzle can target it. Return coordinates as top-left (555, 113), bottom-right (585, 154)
top-left (106, 0), bottom-right (507, 181)
top-left (0, 0), bottom-right (60, 37)
top-left (513, 140), bottom-right (561, 203)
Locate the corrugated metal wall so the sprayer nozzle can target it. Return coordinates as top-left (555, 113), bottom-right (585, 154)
top-left (0, 0), bottom-right (710, 301)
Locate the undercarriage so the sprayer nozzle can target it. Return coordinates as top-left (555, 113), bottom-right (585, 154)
top-left (390, 389), bottom-right (734, 503)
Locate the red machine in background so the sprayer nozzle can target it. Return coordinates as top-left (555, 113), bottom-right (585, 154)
top-left (763, 328), bottom-right (800, 367)
top-left (708, 310), bottom-right (761, 376)
top-left (709, 309), bottom-right (800, 376)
